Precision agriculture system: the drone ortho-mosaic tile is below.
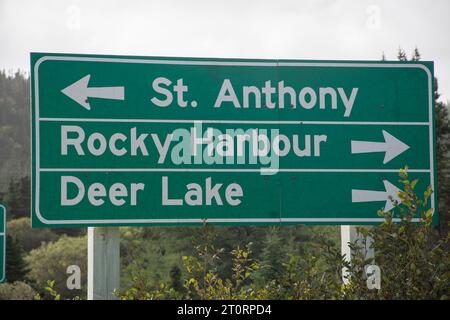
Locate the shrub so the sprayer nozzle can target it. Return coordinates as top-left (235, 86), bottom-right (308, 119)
top-left (7, 217), bottom-right (58, 252)
top-left (117, 169), bottom-right (449, 300)
top-left (0, 281), bottom-right (36, 300)
top-left (25, 236), bottom-right (87, 299)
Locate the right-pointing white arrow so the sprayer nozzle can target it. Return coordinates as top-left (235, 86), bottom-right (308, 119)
top-left (351, 180), bottom-right (402, 212)
top-left (351, 130), bottom-right (410, 164)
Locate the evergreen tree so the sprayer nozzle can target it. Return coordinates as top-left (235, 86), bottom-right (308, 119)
top-left (394, 48), bottom-right (450, 236)
top-left (5, 235), bottom-right (29, 282)
top-left (434, 80), bottom-right (450, 236)
top-left (397, 48), bottom-right (408, 61)
top-left (0, 71), bottom-right (31, 191)
top-left (4, 179), bottom-right (20, 219)
top-left (411, 47), bottom-right (421, 61)
top-left (256, 227), bottom-right (286, 283)
top-left (18, 176), bottom-right (30, 217)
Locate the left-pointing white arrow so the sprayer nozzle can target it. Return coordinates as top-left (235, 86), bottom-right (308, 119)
top-left (351, 180), bottom-right (402, 212)
top-left (351, 130), bottom-right (410, 164)
top-left (61, 75), bottom-right (125, 110)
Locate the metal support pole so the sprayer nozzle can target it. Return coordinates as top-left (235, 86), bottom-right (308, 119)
top-left (87, 227), bottom-right (120, 300)
top-left (340, 225), bottom-right (374, 284)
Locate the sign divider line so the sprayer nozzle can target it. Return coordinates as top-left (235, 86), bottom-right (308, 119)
top-left (38, 168), bottom-right (431, 173)
top-left (39, 117), bottom-right (430, 126)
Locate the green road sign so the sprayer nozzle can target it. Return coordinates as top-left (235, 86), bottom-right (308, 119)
top-left (31, 53), bottom-right (437, 227)
top-left (0, 205), bottom-right (5, 282)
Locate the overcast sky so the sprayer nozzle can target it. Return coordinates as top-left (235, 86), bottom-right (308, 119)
top-left (1, 0), bottom-right (449, 101)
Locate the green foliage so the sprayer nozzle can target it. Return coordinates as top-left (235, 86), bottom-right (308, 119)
top-left (119, 224), bottom-right (331, 293)
top-left (43, 280), bottom-right (61, 300)
top-left (4, 180), bottom-right (20, 217)
top-left (435, 98), bottom-right (450, 235)
top-left (5, 235), bottom-right (30, 282)
top-left (120, 226), bottom-right (195, 292)
top-left (115, 281), bottom-right (180, 300)
top-left (34, 280), bottom-right (81, 300)
top-left (264, 251), bottom-right (343, 300)
top-left (7, 217), bottom-right (59, 252)
top-left (255, 227), bottom-right (285, 283)
top-left (388, 47), bottom-right (450, 236)
top-left (25, 236), bottom-right (87, 299)
top-left (342, 169), bottom-right (449, 299)
top-left (181, 242), bottom-right (264, 300)
top-left (117, 169), bottom-right (449, 300)
top-left (0, 281), bottom-right (36, 300)
top-left (169, 265), bottom-right (184, 294)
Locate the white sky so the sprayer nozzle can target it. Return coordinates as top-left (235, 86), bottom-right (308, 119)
top-left (1, 0), bottom-right (449, 102)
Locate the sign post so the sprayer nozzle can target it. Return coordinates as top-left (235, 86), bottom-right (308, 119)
top-left (87, 227), bottom-right (120, 300)
top-left (341, 225), bottom-right (374, 283)
top-left (0, 204), bottom-right (6, 283)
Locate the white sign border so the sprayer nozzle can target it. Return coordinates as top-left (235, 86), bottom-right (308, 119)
top-left (32, 56), bottom-right (435, 225)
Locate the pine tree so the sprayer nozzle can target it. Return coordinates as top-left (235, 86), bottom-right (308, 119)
top-left (256, 227), bottom-right (286, 283)
top-left (5, 179), bottom-right (20, 219)
top-left (411, 47), bottom-right (421, 61)
top-left (397, 48), bottom-right (408, 61)
top-left (18, 176), bottom-right (30, 217)
top-left (434, 79), bottom-right (450, 236)
top-left (394, 47), bottom-right (450, 237)
top-left (5, 235), bottom-right (30, 282)
top-left (0, 72), bottom-right (31, 191)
